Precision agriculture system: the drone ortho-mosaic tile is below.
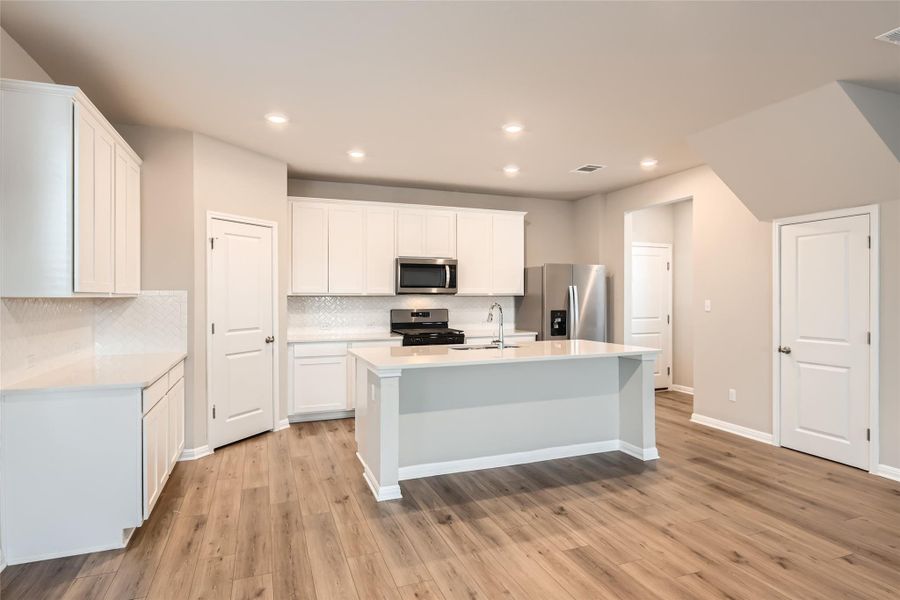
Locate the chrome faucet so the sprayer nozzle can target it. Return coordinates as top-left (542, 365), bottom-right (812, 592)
top-left (487, 302), bottom-right (505, 349)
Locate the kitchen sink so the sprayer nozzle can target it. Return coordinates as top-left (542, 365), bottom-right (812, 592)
top-left (451, 344), bottom-right (520, 350)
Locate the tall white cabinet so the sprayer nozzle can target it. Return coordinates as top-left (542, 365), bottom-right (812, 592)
top-left (0, 79), bottom-right (142, 297)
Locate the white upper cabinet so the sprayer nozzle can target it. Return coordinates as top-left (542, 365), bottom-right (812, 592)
top-left (456, 212), bottom-right (494, 295)
top-left (491, 212), bottom-right (526, 295)
top-left (456, 211), bottom-right (526, 295)
top-left (114, 146), bottom-right (141, 294)
top-left (328, 205), bottom-right (365, 294)
top-left (291, 202), bottom-right (329, 294)
top-left (289, 197), bottom-right (523, 297)
top-left (0, 80), bottom-right (142, 298)
top-left (397, 209), bottom-right (457, 258)
top-left (364, 206), bottom-right (396, 294)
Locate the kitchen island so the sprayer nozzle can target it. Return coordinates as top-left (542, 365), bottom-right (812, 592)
top-left (349, 340), bottom-right (660, 501)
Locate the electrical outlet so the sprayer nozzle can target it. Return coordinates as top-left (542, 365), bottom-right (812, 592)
top-left (704, 299), bottom-right (712, 312)
top-left (729, 388), bottom-right (737, 402)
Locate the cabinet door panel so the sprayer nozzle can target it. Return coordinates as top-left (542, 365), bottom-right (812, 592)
top-left (291, 355), bottom-right (348, 413)
top-left (365, 207), bottom-right (396, 294)
top-left (156, 395), bottom-right (170, 493)
top-left (75, 110), bottom-right (115, 293)
top-left (168, 377), bottom-right (185, 470)
top-left (492, 214), bottom-right (525, 295)
top-left (114, 150), bottom-right (141, 294)
top-left (143, 400), bottom-right (162, 518)
top-left (396, 210), bottom-right (426, 256)
top-left (291, 203), bottom-right (328, 293)
top-left (328, 206), bottom-right (365, 294)
top-left (456, 213), bottom-right (493, 294)
top-left (425, 211), bottom-right (456, 258)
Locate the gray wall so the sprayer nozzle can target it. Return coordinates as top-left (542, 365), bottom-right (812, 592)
top-left (288, 179), bottom-right (577, 267)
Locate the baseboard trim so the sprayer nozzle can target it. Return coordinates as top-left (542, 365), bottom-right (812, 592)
top-left (273, 418), bottom-right (290, 432)
top-left (619, 441), bottom-right (660, 461)
top-left (357, 452), bottom-right (402, 501)
top-left (690, 413), bottom-right (774, 445)
top-left (289, 409), bottom-right (354, 424)
top-left (670, 384), bottom-right (694, 395)
top-left (873, 464), bottom-right (900, 483)
top-left (398, 439), bottom-right (659, 480)
top-left (179, 445), bottom-right (213, 461)
top-left (0, 553), bottom-right (6, 574)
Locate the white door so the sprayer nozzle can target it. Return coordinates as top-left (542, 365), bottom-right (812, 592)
top-left (630, 244), bottom-right (672, 388)
top-left (75, 109), bottom-right (115, 293)
top-left (491, 213), bottom-right (525, 295)
top-left (456, 212), bottom-right (493, 294)
top-left (328, 205), bottom-right (365, 294)
top-left (779, 215), bottom-right (870, 469)
top-left (209, 217), bottom-right (275, 449)
top-left (364, 206), bottom-right (396, 294)
top-left (291, 202), bottom-right (328, 293)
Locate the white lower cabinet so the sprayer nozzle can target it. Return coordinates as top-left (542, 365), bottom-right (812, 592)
top-left (289, 339), bottom-right (401, 418)
top-left (141, 361), bottom-right (185, 520)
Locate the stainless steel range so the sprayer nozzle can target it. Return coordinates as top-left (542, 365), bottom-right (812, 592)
top-left (390, 309), bottom-right (465, 346)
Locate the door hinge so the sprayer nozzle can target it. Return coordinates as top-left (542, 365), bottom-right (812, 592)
top-left (667, 366), bottom-right (671, 376)
top-left (867, 331), bottom-right (871, 345)
top-left (213, 405), bottom-right (216, 419)
top-left (210, 237), bottom-right (215, 250)
top-left (211, 323), bottom-right (215, 334)
top-left (667, 261), bottom-right (670, 271)
top-left (667, 314), bottom-right (671, 325)
top-left (867, 235), bottom-right (871, 249)
top-left (866, 428), bottom-right (870, 441)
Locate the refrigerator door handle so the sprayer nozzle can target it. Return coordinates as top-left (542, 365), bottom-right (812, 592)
top-left (572, 285), bottom-right (580, 340)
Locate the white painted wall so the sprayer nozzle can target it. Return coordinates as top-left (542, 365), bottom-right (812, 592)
top-left (287, 179), bottom-right (577, 267)
top-left (0, 27), bottom-right (52, 83)
top-left (672, 201), bottom-right (694, 389)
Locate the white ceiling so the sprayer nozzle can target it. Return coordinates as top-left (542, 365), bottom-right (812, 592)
top-left (2, 1), bottom-right (899, 199)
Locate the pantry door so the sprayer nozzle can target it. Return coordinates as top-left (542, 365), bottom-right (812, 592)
top-left (208, 216), bottom-right (276, 449)
top-left (778, 213), bottom-right (870, 469)
top-left (630, 243), bottom-right (672, 389)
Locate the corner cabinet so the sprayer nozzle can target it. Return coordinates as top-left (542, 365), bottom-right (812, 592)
top-left (0, 79), bottom-right (142, 298)
top-left (289, 197), bottom-right (525, 297)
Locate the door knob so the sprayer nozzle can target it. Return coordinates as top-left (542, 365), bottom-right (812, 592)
top-left (778, 345), bottom-right (792, 354)
top-left (265, 336), bottom-right (275, 344)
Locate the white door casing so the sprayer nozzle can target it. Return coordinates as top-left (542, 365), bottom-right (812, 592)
top-left (209, 216), bottom-right (276, 449)
top-left (630, 243), bottom-right (672, 389)
top-left (778, 214), bottom-right (870, 469)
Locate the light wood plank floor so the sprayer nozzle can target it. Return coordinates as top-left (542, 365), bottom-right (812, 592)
top-left (3, 391), bottom-right (899, 599)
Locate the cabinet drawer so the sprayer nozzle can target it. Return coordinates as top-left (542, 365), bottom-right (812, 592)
top-left (142, 375), bottom-right (167, 414)
top-left (167, 361), bottom-right (184, 389)
top-left (348, 339), bottom-right (402, 349)
top-left (293, 342), bottom-right (348, 358)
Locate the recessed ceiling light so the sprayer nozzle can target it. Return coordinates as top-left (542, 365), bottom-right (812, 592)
top-left (502, 122), bottom-right (524, 134)
top-left (265, 113), bottom-right (288, 124)
top-left (503, 164), bottom-right (520, 176)
top-left (348, 149), bottom-right (366, 160)
top-left (640, 158), bottom-right (659, 168)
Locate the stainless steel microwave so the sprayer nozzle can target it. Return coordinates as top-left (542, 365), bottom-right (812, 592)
top-left (396, 258), bottom-right (458, 294)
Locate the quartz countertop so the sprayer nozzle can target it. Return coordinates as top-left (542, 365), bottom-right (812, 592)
top-left (1, 352), bottom-right (188, 395)
top-left (349, 340), bottom-right (658, 374)
top-left (287, 329), bottom-right (537, 344)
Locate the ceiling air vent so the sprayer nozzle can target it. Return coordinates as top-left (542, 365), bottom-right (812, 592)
top-left (875, 26), bottom-right (900, 45)
top-left (571, 164), bottom-right (606, 174)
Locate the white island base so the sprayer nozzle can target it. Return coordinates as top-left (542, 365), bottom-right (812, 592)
top-left (350, 340), bottom-right (660, 501)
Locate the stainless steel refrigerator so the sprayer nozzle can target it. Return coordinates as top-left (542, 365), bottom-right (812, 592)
top-left (516, 264), bottom-right (608, 341)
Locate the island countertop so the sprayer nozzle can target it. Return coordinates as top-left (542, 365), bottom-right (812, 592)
top-left (349, 339), bottom-right (658, 374)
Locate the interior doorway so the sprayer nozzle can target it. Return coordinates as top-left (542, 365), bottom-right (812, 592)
top-left (625, 200), bottom-right (694, 396)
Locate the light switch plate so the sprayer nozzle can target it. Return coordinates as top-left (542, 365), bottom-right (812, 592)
top-left (729, 388), bottom-right (737, 402)
top-left (704, 299), bottom-right (712, 312)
